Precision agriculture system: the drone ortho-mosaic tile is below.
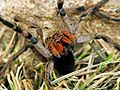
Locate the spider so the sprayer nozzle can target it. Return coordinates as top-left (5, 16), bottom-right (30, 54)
top-left (47, 30), bottom-right (76, 74)
top-left (0, 0), bottom-right (120, 89)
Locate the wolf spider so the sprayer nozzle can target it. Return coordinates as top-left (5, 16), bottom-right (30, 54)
top-left (0, 0), bottom-right (120, 89)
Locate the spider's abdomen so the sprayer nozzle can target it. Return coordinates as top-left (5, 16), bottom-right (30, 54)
top-left (53, 51), bottom-right (75, 75)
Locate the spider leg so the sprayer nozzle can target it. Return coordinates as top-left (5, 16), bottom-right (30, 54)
top-left (75, 6), bottom-right (120, 22)
top-left (62, 30), bottom-right (76, 43)
top-left (94, 10), bottom-right (120, 22)
top-left (76, 34), bottom-right (120, 51)
top-left (95, 35), bottom-right (120, 51)
top-left (14, 15), bottom-right (44, 43)
top-left (13, 16), bottom-right (52, 58)
top-left (57, 0), bottom-right (75, 35)
top-left (45, 60), bottom-right (54, 90)
top-left (0, 16), bottom-right (37, 44)
top-left (74, 0), bottom-right (109, 34)
top-left (53, 42), bottom-right (64, 56)
top-left (76, 34), bottom-right (120, 59)
top-left (48, 42), bottom-right (61, 58)
top-left (76, 35), bottom-right (104, 58)
top-left (57, 0), bottom-right (109, 35)
top-left (74, 0), bottom-right (120, 23)
top-left (0, 16), bottom-right (52, 58)
top-left (76, 35), bottom-right (95, 44)
top-left (61, 36), bottom-right (74, 50)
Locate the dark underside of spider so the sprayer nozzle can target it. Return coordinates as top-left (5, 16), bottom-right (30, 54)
top-left (53, 51), bottom-right (75, 75)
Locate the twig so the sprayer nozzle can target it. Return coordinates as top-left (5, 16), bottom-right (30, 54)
top-left (9, 33), bottom-right (19, 54)
top-left (0, 27), bottom-right (6, 41)
top-left (3, 32), bottom-right (17, 58)
top-left (89, 40), bottom-right (107, 59)
top-left (94, 71), bottom-right (120, 79)
top-left (87, 64), bottom-right (120, 90)
top-left (51, 61), bottom-right (120, 85)
top-left (0, 43), bottom-right (32, 76)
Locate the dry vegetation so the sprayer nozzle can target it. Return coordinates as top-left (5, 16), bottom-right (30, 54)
top-left (0, 0), bottom-right (120, 90)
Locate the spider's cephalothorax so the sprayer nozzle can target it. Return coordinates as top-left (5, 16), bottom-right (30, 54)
top-left (47, 30), bottom-right (76, 74)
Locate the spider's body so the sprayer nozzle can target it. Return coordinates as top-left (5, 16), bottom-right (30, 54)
top-left (47, 31), bottom-right (76, 74)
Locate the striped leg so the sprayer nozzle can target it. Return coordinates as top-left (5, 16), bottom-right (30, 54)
top-left (57, 0), bottom-right (75, 35)
top-left (0, 16), bottom-right (52, 58)
top-left (0, 17), bottom-right (37, 44)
